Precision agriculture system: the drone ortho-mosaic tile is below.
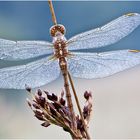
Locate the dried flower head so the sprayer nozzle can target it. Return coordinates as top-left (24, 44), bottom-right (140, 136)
top-left (26, 88), bottom-right (93, 139)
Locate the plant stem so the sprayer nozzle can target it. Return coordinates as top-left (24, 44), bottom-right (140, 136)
top-left (68, 71), bottom-right (91, 139)
top-left (48, 0), bottom-right (91, 139)
top-left (48, 0), bottom-right (77, 136)
top-left (48, 0), bottom-right (57, 25)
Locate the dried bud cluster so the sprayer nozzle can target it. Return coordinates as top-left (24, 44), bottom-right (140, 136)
top-left (26, 87), bottom-right (92, 139)
top-left (83, 91), bottom-right (92, 125)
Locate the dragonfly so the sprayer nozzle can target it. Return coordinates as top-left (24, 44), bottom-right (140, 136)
top-left (0, 13), bottom-right (140, 89)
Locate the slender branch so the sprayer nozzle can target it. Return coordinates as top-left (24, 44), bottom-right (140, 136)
top-left (47, 0), bottom-right (91, 139)
top-left (68, 71), bottom-right (91, 139)
top-left (48, 0), bottom-right (77, 135)
top-left (48, 0), bottom-right (57, 25)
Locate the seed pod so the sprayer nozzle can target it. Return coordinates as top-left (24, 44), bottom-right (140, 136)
top-left (34, 110), bottom-right (43, 116)
top-left (34, 110), bottom-right (45, 121)
top-left (83, 106), bottom-right (89, 119)
top-left (33, 103), bottom-right (40, 109)
top-left (84, 91), bottom-right (92, 100)
top-left (63, 127), bottom-right (69, 132)
top-left (37, 89), bottom-right (42, 96)
top-left (77, 119), bottom-right (84, 132)
top-left (35, 114), bottom-right (45, 121)
top-left (53, 102), bottom-right (61, 110)
top-left (41, 121), bottom-right (50, 127)
top-left (35, 95), bottom-right (40, 103)
top-left (45, 92), bottom-right (58, 101)
top-left (59, 98), bottom-right (65, 106)
top-left (39, 96), bottom-right (46, 107)
top-left (51, 93), bottom-right (58, 101)
top-left (25, 84), bottom-right (31, 92)
top-left (49, 103), bottom-right (57, 116)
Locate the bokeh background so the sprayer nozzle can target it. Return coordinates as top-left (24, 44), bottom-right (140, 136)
top-left (0, 1), bottom-right (140, 139)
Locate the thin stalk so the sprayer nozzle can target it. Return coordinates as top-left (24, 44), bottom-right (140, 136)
top-left (48, 0), bottom-right (77, 135)
top-left (47, 0), bottom-right (91, 138)
top-left (68, 71), bottom-right (91, 139)
top-left (48, 0), bottom-right (57, 25)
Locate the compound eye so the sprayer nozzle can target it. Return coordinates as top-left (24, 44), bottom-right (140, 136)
top-left (61, 27), bottom-right (65, 35)
top-left (50, 26), bottom-right (56, 37)
top-left (58, 25), bottom-right (66, 35)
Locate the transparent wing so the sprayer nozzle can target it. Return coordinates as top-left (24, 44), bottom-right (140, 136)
top-left (68, 50), bottom-right (140, 79)
top-left (67, 13), bottom-right (140, 50)
top-left (0, 57), bottom-right (60, 89)
top-left (0, 39), bottom-right (53, 61)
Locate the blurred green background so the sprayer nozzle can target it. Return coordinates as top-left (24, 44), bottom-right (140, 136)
top-left (0, 1), bottom-right (140, 139)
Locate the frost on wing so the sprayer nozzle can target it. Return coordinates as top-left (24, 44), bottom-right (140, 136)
top-left (68, 13), bottom-right (140, 50)
top-left (0, 57), bottom-right (60, 89)
top-left (68, 50), bottom-right (140, 79)
top-left (0, 39), bottom-right (53, 60)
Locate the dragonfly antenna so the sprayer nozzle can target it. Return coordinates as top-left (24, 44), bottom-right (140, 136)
top-left (48, 0), bottom-right (57, 25)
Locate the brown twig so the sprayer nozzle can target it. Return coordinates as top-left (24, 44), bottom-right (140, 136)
top-left (48, 0), bottom-right (57, 25)
top-left (68, 71), bottom-right (91, 139)
top-left (48, 0), bottom-right (77, 133)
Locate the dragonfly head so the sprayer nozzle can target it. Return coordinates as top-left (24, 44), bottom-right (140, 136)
top-left (50, 24), bottom-right (66, 37)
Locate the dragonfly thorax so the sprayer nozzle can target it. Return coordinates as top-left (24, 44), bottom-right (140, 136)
top-left (53, 34), bottom-right (68, 59)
